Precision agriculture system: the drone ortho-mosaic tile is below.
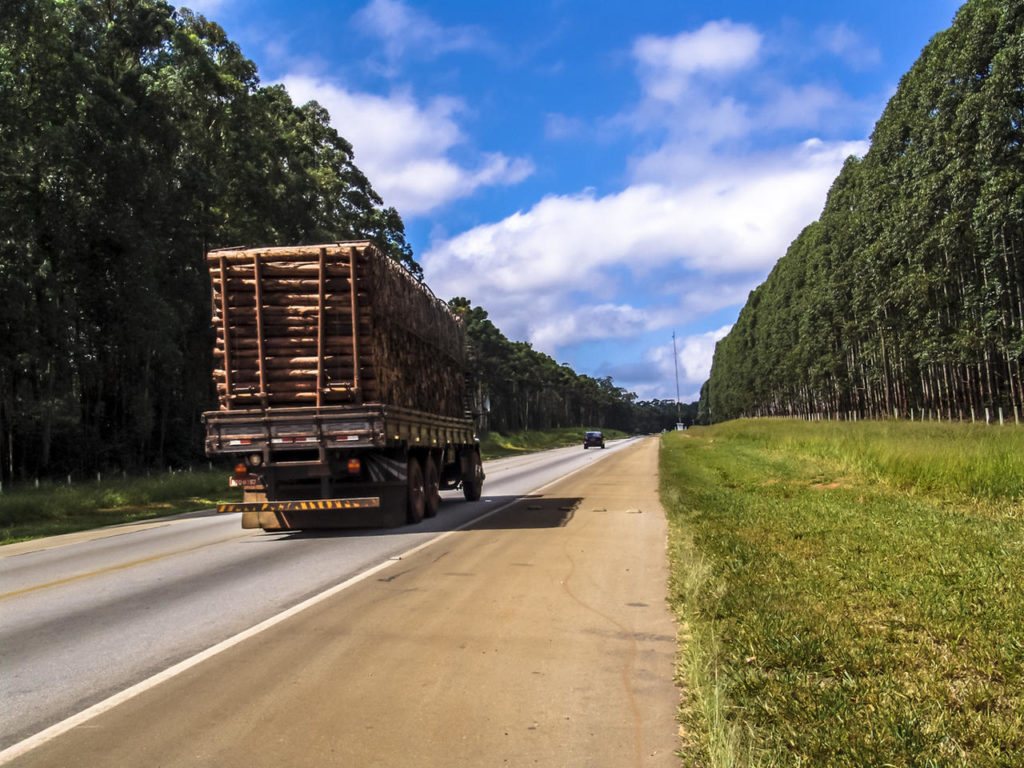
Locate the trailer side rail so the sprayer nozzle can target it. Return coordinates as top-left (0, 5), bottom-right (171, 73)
top-left (204, 403), bottom-right (476, 455)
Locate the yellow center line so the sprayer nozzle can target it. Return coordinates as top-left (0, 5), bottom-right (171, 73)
top-left (1, 541), bottom-right (225, 601)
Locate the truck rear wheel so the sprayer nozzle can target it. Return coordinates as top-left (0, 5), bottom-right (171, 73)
top-left (424, 455), bottom-right (441, 518)
top-left (407, 456), bottom-right (425, 524)
top-left (462, 450), bottom-right (483, 502)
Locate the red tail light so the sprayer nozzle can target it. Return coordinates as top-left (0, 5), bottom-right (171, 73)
top-left (347, 458), bottom-right (361, 474)
top-left (234, 462), bottom-right (247, 476)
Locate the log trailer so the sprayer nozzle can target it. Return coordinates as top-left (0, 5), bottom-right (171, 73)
top-left (202, 241), bottom-right (484, 530)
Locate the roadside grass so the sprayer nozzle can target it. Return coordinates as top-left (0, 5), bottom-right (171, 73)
top-left (0, 470), bottom-right (242, 545)
top-left (479, 426), bottom-right (628, 459)
top-left (660, 419), bottom-right (1024, 767)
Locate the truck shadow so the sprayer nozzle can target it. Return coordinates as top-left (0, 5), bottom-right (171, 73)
top-left (262, 495), bottom-right (582, 539)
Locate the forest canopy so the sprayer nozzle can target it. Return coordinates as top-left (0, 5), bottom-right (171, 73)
top-left (0, 0), bottom-right (416, 480)
top-left (700, 0), bottom-right (1023, 424)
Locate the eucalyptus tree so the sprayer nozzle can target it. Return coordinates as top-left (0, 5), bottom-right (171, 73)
top-left (701, 0), bottom-right (1023, 424)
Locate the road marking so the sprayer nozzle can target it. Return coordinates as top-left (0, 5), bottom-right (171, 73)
top-left (0, 521), bottom-right (176, 559)
top-left (0, 437), bottom-right (644, 765)
top-left (0, 534), bottom-right (244, 601)
top-left (3, 548), bottom-right (178, 606)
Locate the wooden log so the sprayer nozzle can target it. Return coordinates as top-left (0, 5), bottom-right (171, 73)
top-left (217, 340), bottom-right (347, 355)
top-left (215, 323), bottom-right (360, 337)
top-left (211, 360), bottom-right (356, 376)
top-left (221, 278), bottom-right (354, 294)
top-left (209, 241), bottom-right (466, 416)
top-left (215, 370), bottom-right (376, 385)
top-left (222, 288), bottom-right (368, 303)
top-left (213, 306), bottom-right (372, 320)
top-left (208, 245), bottom-right (365, 264)
top-left (216, 382), bottom-right (375, 396)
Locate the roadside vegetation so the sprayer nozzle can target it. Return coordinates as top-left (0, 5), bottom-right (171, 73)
top-left (661, 419), bottom-right (1024, 767)
top-left (0, 470), bottom-right (241, 545)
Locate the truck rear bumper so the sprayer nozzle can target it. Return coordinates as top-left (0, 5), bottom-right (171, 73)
top-left (218, 497), bottom-right (381, 514)
top-left (218, 491), bottom-right (408, 530)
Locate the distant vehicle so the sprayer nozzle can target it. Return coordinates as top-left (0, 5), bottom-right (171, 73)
top-left (583, 431), bottom-right (605, 449)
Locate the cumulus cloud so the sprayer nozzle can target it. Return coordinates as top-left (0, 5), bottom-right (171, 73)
top-left (816, 22), bottom-right (882, 70)
top-left (545, 113), bottom-right (585, 140)
top-left (352, 0), bottom-right (493, 73)
top-left (606, 324), bottom-right (733, 402)
top-left (423, 138), bottom-right (865, 360)
top-left (529, 304), bottom-right (679, 354)
top-left (633, 20), bottom-right (762, 102)
top-left (281, 75), bottom-right (533, 215)
top-left (677, 325), bottom-right (733, 385)
top-left (625, 20), bottom-right (871, 148)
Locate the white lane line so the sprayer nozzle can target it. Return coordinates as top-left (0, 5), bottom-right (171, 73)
top-left (0, 436), bottom-right (648, 764)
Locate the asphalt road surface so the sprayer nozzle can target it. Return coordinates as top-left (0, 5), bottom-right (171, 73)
top-left (1, 436), bottom-right (679, 766)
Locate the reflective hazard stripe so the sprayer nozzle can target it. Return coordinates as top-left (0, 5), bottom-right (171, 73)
top-left (217, 497), bottom-right (380, 514)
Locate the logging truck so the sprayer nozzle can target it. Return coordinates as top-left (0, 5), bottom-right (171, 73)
top-left (202, 241), bottom-right (484, 530)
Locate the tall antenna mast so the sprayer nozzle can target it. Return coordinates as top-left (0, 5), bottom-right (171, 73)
top-left (672, 331), bottom-right (681, 425)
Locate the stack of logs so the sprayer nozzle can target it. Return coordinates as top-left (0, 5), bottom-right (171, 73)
top-left (208, 242), bottom-right (467, 417)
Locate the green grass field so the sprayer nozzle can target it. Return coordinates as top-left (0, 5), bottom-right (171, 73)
top-left (0, 470), bottom-right (242, 545)
top-left (660, 419), bottom-right (1024, 767)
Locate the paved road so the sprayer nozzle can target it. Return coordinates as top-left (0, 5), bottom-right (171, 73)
top-left (1, 437), bottom-right (678, 766)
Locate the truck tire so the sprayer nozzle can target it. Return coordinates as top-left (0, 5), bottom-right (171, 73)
top-left (462, 450), bottom-right (483, 502)
top-left (407, 456), bottom-right (425, 524)
top-left (424, 455), bottom-right (441, 518)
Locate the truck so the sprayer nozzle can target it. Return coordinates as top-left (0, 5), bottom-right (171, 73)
top-left (202, 241), bottom-right (484, 530)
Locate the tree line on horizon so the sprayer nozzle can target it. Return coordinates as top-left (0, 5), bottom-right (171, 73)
top-left (450, 299), bottom-right (697, 436)
top-left (699, 0), bottom-right (1023, 425)
top-left (0, 0), bottom-right (683, 484)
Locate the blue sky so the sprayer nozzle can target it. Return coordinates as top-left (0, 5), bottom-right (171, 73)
top-left (186, 0), bottom-right (964, 401)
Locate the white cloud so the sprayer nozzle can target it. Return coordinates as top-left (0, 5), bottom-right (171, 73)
top-left (281, 75), bottom-right (533, 215)
top-left (816, 23), bottom-right (882, 70)
top-left (757, 84), bottom-right (843, 130)
top-left (423, 138), bottom-right (865, 357)
top-left (530, 304), bottom-right (678, 353)
top-left (545, 113), bottom-right (585, 140)
top-left (352, 0), bottom-right (492, 74)
top-left (633, 20), bottom-right (762, 102)
top-left (630, 325), bottom-right (732, 401)
top-left (678, 325), bottom-right (733, 384)
top-left (624, 19), bottom-right (872, 148)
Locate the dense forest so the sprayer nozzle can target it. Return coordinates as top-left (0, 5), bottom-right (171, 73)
top-left (701, 0), bottom-right (1023, 424)
top-left (0, 0), bottom-right (682, 483)
top-left (0, 0), bottom-right (418, 482)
